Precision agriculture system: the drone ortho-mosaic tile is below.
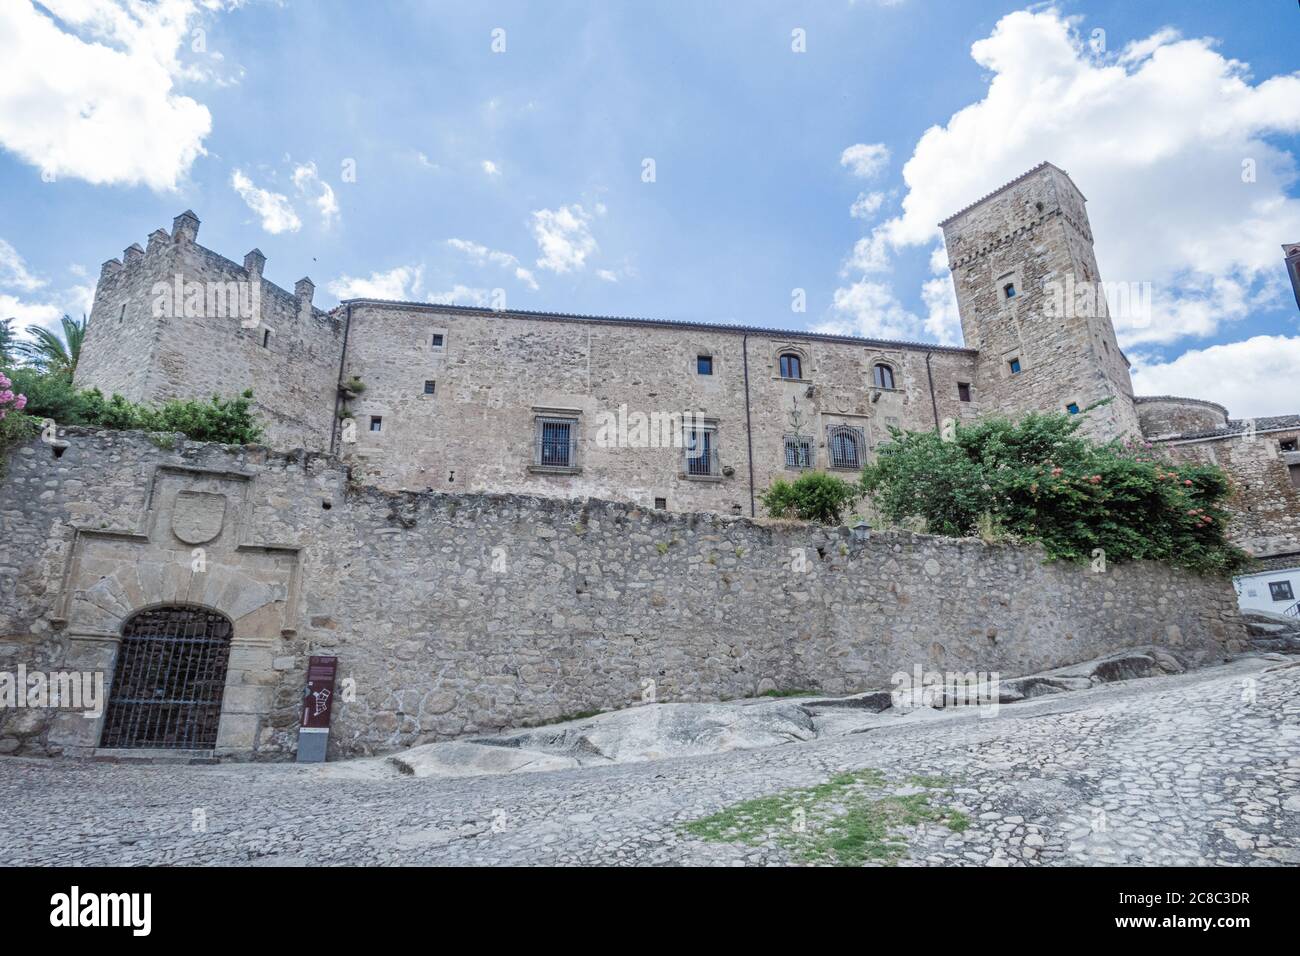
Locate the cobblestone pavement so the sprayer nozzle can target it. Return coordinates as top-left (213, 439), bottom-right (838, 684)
top-left (1, 656), bottom-right (1297, 866)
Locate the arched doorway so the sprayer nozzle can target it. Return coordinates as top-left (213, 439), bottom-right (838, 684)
top-left (99, 605), bottom-right (234, 750)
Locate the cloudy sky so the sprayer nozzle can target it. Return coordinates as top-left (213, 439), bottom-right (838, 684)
top-left (1, 0), bottom-right (1298, 415)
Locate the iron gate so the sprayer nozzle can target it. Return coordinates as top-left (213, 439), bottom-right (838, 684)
top-left (99, 605), bottom-right (234, 750)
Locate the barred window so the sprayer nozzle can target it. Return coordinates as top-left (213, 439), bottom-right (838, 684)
top-left (784, 435), bottom-right (813, 469)
top-left (535, 417), bottom-right (577, 469)
top-left (684, 424), bottom-right (719, 476)
top-left (827, 424), bottom-right (865, 469)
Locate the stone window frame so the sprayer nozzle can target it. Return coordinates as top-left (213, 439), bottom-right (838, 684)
top-left (528, 406), bottom-right (582, 475)
top-left (773, 344), bottom-right (811, 383)
top-left (368, 415), bottom-right (383, 433)
top-left (696, 353), bottom-right (714, 376)
top-left (422, 380), bottom-right (436, 397)
top-left (783, 434), bottom-right (814, 470)
top-left (1065, 401), bottom-right (1081, 415)
top-left (996, 266), bottom-right (1023, 309)
top-left (1002, 347), bottom-right (1028, 377)
top-left (870, 359), bottom-right (901, 391)
top-left (957, 381), bottom-right (973, 403)
top-left (826, 422), bottom-right (866, 471)
top-left (260, 326), bottom-right (274, 350)
top-left (681, 416), bottom-right (721, 481)
top-left (430, 327), bottom-right (448, 353)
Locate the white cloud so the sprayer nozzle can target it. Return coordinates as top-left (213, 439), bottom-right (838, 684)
top-left (863, 8), bottom-right (1300, 349)
top-left (531, 204), bottom-right (599, 274)
top-left (481, 160), bottom-right (501, 177)
top-left (0, 293), bottom-right (61, 331)
top-left (839, 143), bottom-right (890, 179)
top-left (850, 191), bottom-right (885, 220)
top-left (1130, 335), bottom-right (1300, 419)
top-left (819, 280), bottom-right (925, 342)
top-left (446, 239), bottom-right (538, 290)
top-left (427, 285), bottom-right (492, 307)
top-left (291, 162), bottom-right (339, 227)
top-left (231, 169), bottom-right (301, 234)
top-left (0, 238), bottom-right (47, 292)
top-left (327, 265), bottom-right (423, 301)
top-left (596, 269), bottom-right (618, 283)
top-left (0, 0), bottom-right (220, 190)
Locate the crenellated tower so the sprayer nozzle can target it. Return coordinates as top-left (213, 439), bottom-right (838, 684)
top-left (940, 162), bottom-right (1140, 440)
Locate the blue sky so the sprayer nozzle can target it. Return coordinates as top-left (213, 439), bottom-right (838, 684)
top-left (2, 0), bottom-right (1299, 414)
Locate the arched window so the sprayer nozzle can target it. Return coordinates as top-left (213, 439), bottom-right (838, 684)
top-left (779, 353), bottom-right (803, 380)
top-left (872, 363), bottom-right (896, 389)
top-left (827, 424), bottom-right (865, 469)
top-left (100, 605), bottom-right (234, 750)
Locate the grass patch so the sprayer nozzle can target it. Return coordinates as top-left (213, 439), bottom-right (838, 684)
top-left (681, 768), bottom-right (967, 866)
top-left (756, 688), bottom-right (819, 698)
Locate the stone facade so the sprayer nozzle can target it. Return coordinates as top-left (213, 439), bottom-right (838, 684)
top-left (0, 429), bottom-right (1245, 759)
top-left (76, 212), bottom-right (345, 452)
top-left (73, 163), bottom-right (1152, 518)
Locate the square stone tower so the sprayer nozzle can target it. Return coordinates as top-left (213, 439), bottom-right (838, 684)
top-left (940, 162), bottom-right (1140, 440)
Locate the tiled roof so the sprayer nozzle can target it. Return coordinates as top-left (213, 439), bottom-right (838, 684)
top-left (335, 298), bottom-right (977, 354)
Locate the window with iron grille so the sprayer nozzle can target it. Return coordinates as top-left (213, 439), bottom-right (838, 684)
top-left (1270, 581), bottom-right (1295, 602)
top-left (535, 417), bottom-right (578, 469)
top-left (684, 424), bottom-right (719, 476)
top-left (872, 363), bottom-right (895, 389)
top-left (827, 424), bottom-right (865, 469)
top-left (423, 380), bottom-right (436, 395)
top-left (784, 435), bottom-right (813, 469)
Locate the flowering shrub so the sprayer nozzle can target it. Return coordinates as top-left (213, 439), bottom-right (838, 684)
top-left (0, 371), bottom-right (27, 420)
top-left (860, 412), bottom-right (1249, 575)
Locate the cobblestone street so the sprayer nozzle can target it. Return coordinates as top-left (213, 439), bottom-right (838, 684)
top-left (2, 656), bottom-right (1297, 867)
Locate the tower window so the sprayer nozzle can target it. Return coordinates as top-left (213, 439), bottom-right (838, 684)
top-left (1008, 358), bottom-right (1022, 375)
top-left (1066, 402), bottom-right (1080, 415)
top-left (654, 497), bottom-right (667, 510)
top-left (957, 382), bottom-right (972, 403)
top-left (369, 416), bottom-right (382, 432)
top-left (1003, 282), bottom-right (1017, 299)
top-left (779, 353), bottom-right (803, 380)
top-left (697, 354), bottom-right (713, 375)
top-left (431, 333), bottom-right (445, 350)
top-left (872, 363), bottom-right (896, 390)
top-left (423, 380), bottom-right (436, 395)
top-left (261, 328), bottom-right (271, 348)
top-left (118, 304), bottom-right (126, 323)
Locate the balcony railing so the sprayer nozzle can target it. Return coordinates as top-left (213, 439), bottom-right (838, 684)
top-left (684, 448), bottom-right (720, 477)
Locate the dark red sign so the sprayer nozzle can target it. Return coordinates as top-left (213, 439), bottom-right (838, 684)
top-left (301, 655), bottom-right (338, 730)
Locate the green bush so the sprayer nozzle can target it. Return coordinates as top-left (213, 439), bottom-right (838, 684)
top-left (2, 367), bottom-right (263, 446)
top-left (760, 471), bottom-right (861, 525)
top-left (860, 412), bottom-right (1248, 575)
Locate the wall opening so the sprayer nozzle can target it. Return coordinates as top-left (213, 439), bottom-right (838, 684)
top-left (99, 605), bottom-right (234, 750)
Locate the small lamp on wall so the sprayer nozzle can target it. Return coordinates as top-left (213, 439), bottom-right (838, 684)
top-left (852, 520), bottom-right (871, 542)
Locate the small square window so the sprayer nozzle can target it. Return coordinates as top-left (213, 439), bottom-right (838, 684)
top-left (957, 382), bottom-right (972, 403)
top-left (423, 380), bottom-right (436, 395)
top-left (654, 497), bottom-right (667, 510)
top-left (1280, 439), bottom-right (1298, 452)
top-left (1269, 581), bottom-right (1294, 602)
top-left (697, 354), bottom-right (713, 375)
top-left (1008, 358), bottom-right (1022, 375)
top-left (1003, 282), bottom-right (1017, 299)
top-left (1066, 402), bottom-right (1080, 415)
top-left (369, 416), bottom-right (382, 432)
top-left (431, 333), bottom-right (445, 350)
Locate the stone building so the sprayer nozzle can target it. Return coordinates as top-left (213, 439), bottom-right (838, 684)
top-left (5, 161), bottom-right (1292, 760)
top-left (71, 163), bottom-right (1300, 560)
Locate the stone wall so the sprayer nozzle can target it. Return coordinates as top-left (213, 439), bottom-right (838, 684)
top-left (0, 429), bottom-right (1245, 760)
top-left (941, 163), bottom-right (1141, 442)
top-left (339, 301), bottom-right (979, 513)
top-left (1159, 428), bottom-right (1300, 558)
top-left (1135, 396), bottom-right (1229, 439)
top-left (75, 212), bottom-right (344, 452)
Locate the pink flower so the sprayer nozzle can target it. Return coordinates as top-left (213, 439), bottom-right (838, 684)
top-left (13, 394), bottom-right (26, 411)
